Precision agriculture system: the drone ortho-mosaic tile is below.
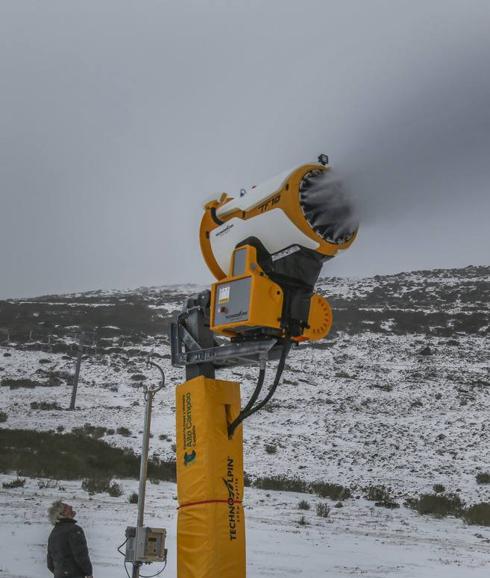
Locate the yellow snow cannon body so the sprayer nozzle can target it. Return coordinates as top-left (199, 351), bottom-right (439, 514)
top-left (200, 158), bottom-right (357, 342)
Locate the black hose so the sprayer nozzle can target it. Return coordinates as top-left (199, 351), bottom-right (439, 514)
top-left (241, 368), bottom-right (266, 416)
top-left (228, 342), bottom-right (291, 437)
top-left (227, 368), bottom-right (266, 437)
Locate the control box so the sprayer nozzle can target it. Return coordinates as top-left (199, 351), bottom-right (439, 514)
top-left (125, 526), bottom-right (167, 563)
top-left (210, 245), bottom-right (283, 336)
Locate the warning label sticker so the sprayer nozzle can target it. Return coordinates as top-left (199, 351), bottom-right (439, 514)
top-left (218, 285), bottom-right (230, 304)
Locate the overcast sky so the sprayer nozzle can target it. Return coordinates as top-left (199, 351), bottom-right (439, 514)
top-left (1, 0), bottom-right (489, 298)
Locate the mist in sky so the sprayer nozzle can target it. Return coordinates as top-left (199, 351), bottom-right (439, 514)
top-left (334, 45), bottom-right (490, 227)
top-left (1, 0), bottom-right (489, 298)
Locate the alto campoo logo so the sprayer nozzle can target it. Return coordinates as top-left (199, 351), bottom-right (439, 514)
top-left (182, 392), bottom-right (197, 466)
top-left (183, 450), bottom-right (196, 466)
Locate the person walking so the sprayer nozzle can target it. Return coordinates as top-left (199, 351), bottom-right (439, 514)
top-left (47, 500), bottom-right (93, 578)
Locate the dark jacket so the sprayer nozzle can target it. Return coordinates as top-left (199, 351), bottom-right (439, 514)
top-left (47, 518), bottom-right (93, 578)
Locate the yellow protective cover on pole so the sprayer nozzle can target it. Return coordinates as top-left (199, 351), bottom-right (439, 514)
top-left (176, 376), bottom-right (245, 578)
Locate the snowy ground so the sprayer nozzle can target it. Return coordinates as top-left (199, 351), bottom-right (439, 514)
top-left (1, 331), bottom-right (488, 502)
top-left (1, 474), bottom-right (489, 578)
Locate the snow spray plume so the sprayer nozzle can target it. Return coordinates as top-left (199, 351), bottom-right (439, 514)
top-left (329, 40), bottom-right (490, 229)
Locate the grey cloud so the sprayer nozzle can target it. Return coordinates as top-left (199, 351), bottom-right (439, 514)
top-left (0, 0), bottom-right (489, 297)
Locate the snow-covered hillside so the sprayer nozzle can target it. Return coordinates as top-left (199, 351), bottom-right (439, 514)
top-left (1, 266), bottom-right (488, 499)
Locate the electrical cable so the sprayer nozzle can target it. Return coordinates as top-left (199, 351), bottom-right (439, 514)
top-left (238, 367), bottom-right (266, 416)
top-left (228, 341), bottom-right (291, 437)
top-left (240, 341), bottom-right (291, 419)
top-left (139, 559), bottom-right (168, 577)
top-left (122, 556), bottom-right (167, 578)
top-left (117, 537), bottom-right (128, 557)
top-left (117, 538), bottom-right (132, 578)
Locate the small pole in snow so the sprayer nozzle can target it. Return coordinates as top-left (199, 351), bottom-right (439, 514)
top-left (69, 331), bottom-right (86, 410)
top-left (131, 359), bottom-right (165, 578)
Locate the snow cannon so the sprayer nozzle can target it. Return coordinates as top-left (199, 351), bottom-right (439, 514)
top-left (171, 155), bottom-right (358, 578)
top-left (199, 156), bottom-right (358, 342)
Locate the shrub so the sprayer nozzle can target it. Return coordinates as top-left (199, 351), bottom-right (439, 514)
top-left (376, 500), bottom-right (400, 509)
top-left (404, 497), bottom-right (418, 509)
top-left (366, 485), bottom-right (390, 502)
top-left (311, 482), bottom-right (351, 501)
top-left (254, 476), bottom-right (308, 493)
top-left (265, 444), bottom-right (277, 455)
top-left (463, 503), bottom-right (490, 526)
top-left (371, 383), bottom-right (393, 392)
top-left (2, 477), bottom-right (26, 489)
top-left (1, 378), bottom-right (40, 389)
top-left (316, 503), bottom-right (330, 518)
top-left (50, 370), bottom-right (73, 385)
top-left (82, 477), bottom-right (112, 495)
top-left (72, 423), bottom-right (107, 439)
top-left (243, 471), bottom-right (253, 488)
top-left (0, 429), bottom-right (176, 482)
top-left (298, 499), bottom-right (310, 511)
top-left (412, 493), bottom-right (463, 518)
top-left (128, 492), bottom-right (139, 504)
top-left (30, 401), bottom-right (61, 411)
top-left (366, 485), bottom-right (399, 508)
top-left (42, 372), bottom-right (64, 386)
top-left (476, 473), bottom-right (490, 485)
top-left (0, 411), bottom-right (7, 423)
top-left (108, 482), bottom-right (123, 497)
top-left (297, 515), bottom-right (308, 526)
top-left (117, 426), bottom-right (132, 437)
top-left (335, 371), bottom-right (352, 379)
top-left (433, 484), bottom-right (446, 494)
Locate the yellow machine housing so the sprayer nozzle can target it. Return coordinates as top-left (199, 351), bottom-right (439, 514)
top-left (210, 244), bottom-right (333, 342)
top-left (294, 292), bottom-right (333, 342)
top-left (210, 245), bottom-right (283, 337)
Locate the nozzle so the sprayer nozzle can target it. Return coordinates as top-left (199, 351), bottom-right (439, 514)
top-left (299, 170), bottom-right (358, 245)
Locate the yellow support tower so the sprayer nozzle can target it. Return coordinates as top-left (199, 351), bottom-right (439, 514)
top-left (176, 376), bottom-right (246, 578)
